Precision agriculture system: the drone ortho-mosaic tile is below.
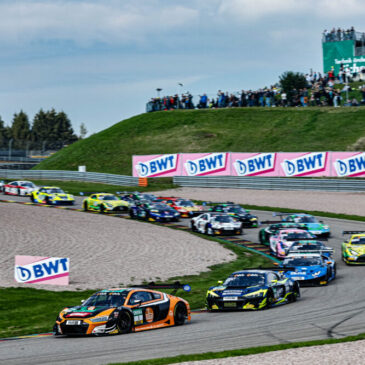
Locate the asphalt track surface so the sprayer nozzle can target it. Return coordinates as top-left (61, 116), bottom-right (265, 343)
top-left (2, 194), bottom-right (365, 365)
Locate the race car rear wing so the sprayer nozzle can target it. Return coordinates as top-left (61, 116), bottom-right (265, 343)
top-left (130, 281), bottom-right (191, 293)
top-left (287, 247), bottom-right (334, 255)
top-left (238, 266), bottom-right (297, 272)
top-left (342, 231), bottom-right (365, 235)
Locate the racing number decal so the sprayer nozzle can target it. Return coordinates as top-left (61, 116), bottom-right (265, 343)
top-left (133, 309), bottom-right (143, 325)
top-left (145, 307), bottom-right (154, 323)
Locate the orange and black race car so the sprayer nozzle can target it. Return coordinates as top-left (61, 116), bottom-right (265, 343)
top-left (53, 282), bottom-right (191, 336)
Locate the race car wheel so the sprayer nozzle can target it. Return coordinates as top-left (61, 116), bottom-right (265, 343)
top-left (206, 225), bottom-right (214, 236)
top-left (264, 290), bottom-right (274, 309)
top-left (129, 209), bottom-right (136, 219)
top-left (191, 222), bottom-right (197, 232)
top-left (259, 231), bottom-right (265, 244)
top-left (289, 283), bottom-right (300, 303)
top-left (45, 197), bottom-right (50, 205)
top-left (18, 188), bottom-right (21, 196)
top-left (99, 204), bottom-right (105, 214)
top-left (174, 302), bottom-right (187, 326)
top-left (117, 311), bottom-right (132, 334)
top-left (30, 195), bottom-right (35, 202)
top-left (83, 202), bottom-right (88, 211)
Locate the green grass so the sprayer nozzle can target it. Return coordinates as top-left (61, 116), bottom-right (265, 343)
top-left (0, 178), bottom-right (176, 195)
top-left (111, 333), bottom-right (365, 364)
top-left (0, 238), bottom-right (272, 338)
top-left (34, 106), bottom-right (365, 175)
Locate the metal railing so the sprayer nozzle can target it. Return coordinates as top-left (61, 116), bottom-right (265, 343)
top-left (0, 170), bottom-right (139, 187)
top-left (173, 176), bottom-right (365, 192)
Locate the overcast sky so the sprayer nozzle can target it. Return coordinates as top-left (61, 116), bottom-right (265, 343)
top-left (1, 0), bottom-right (365, 135)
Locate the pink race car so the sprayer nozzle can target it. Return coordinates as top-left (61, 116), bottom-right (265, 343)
top-left (269, 229), bottom-right (316, 258)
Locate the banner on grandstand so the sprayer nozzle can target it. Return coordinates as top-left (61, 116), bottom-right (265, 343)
top-left (14, 255), bottom-right (70, 285)
top-left (132, 152), bottom-right (365, 178)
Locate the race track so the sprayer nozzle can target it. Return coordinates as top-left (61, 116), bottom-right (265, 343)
top-left (1, 195), bottom-right (365, 365)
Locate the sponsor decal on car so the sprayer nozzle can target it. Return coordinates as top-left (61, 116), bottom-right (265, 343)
top-left (281, 152), bottom-right (327, 177)
top-left (184, 153), bottom-right (227, 176)
top-left (14, 255), bottom-right (69, 285)
top-left (233, 153), bottom-right (276, 176)
top-left (145, 307), bottom-right (154, 323)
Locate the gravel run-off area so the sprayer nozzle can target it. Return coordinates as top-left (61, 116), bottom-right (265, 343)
top-left (0, 202), bottom-right (236, 291)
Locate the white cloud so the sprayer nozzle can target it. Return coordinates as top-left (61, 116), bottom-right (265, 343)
top-left (0, 1), bottom-right (198, 45)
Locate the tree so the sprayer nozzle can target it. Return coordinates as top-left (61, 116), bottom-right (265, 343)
top-left (0, 116), bottom-right (7, 148)
top-left (79, 123), bottom-right (88, 139)
top-left (279, 71), bottom-right (308, 104)
top-left (11, 111), bottom-right (31, 148)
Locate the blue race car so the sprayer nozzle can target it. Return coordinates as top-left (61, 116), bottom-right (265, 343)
top-left (206, 269), bottom-right (300, 311)
top-left (129, 201), bottom-right (180, 222)
top-left (273, 213), bottom-right (330, 238)
top-left (281, 240), bottom-right (336, 286)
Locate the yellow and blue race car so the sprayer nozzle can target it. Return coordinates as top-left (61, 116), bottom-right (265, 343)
top-left (342, 231), bottom-right (365, 264)
top-left (83, 193), bottom-right (129, 213)
top-left (206, 269), bottom-right (300, 311)
top-left (30, 186), bottom-right (74, 205)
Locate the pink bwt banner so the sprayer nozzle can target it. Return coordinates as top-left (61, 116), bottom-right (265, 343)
top-left (132, 152), bottom-right (365, 177)
top-left (14, 255), bottom-right (70, 285)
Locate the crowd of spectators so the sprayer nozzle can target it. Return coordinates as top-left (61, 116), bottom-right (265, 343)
top-left (146, 67), bottom-right (365, 112)
top-left (323, 27), bottom-right (358, 42)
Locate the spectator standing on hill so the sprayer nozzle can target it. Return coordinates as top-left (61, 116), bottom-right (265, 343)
top-left (198, 94), bottom-right (208, 108)
top-left (281, 92), bottom-right (287, 106)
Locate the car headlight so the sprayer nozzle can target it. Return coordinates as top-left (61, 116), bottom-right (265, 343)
top-left (323, 225), bottom-right (329, 230)
top-left (90, 316), bottom-right (109, 323)
top-left (207, 291), bottom-right (220, 297)
top-left (106, 203), bottom-right (113, 208)
top-left (174, 212), bottom-right (180, 216)
top-left (150, 210), bottom-right (158, 213)
top-left (244, 291), bottom-right (264, 298)
top-left (312, 271), bottom-right (321, 277)
top-left (349, 249), bottom-right (359, 256)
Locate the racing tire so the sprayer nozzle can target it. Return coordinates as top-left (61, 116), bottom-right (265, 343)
top-left (333, 263), bottom-right (337, 278)
top-left (129, 209), bottom-right (136, 219)
top-left (30, 195), bottom-right (35, 202)
top-left (45, 197), bottom-right (50, 205)
top-left (18, 188), bottom-right (21, 196)
top-left (99, 204), bottom-right (105, 214)
top-left (288, 283), bottom-right (300, 303)
top-left (83, 202), bottom-right (88, 212)
top-left (117, 311), bottom-right (132, 334)
top-left (174, 302), bottom-right (187, 326)
top-left (237, 229), bottom-right (243, 235)
top-left (191, 222), bottom-right (197, 232)
top-left (264, 290), bottom-right (274, 309)
top-left (206, 225), bottom-right (214, 236)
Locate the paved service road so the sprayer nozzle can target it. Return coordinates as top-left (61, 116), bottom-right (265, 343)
top-left (1, 196), bottom-right (365, 365)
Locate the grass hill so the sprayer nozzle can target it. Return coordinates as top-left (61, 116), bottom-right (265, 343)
top-left (35, 107), bottom-right (365, 175)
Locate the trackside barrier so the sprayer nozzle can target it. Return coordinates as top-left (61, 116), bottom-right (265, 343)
top-left (0, 170), bottom-right (139, 187)
top-left (173, 176), bottom-right (365, 192)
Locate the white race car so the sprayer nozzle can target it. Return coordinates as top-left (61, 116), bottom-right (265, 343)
top-left (3, 181), bottom-right (39, 196)
top-left (191, 212), bottom-right (242, 236)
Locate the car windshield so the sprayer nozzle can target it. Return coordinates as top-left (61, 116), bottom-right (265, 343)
top-left (83, 292), bottom-right (128, 307)
top-left (295, 216), bottom-right (317, 223)
top-left (213, 215), bottom-right (234, 223)
top-left (45, 188), bottom-right (64, 194)
top-left (177, 200), bottom-right (194, 207)
top-left (351, 237), bottom-right (365, 245)
top-left (283, 232), bottom-right (311, 240)
top-left (283, 257), bottom-right (322, 266)
top-left (21, 182), bottom-right (34, 187)
top-left (151, 204), bottom-right (169, 210)
top-left (100, 195), bottom-right (118, 201)
top-left (224, 273), bottom-right (266, 287)
top-left (290, 242), bottom-right (325, 251)
top-left (227, 206), bottom-right (246, 214)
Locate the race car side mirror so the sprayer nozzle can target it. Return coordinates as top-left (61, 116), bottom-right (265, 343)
top-left (81, 299), bottom-right (85, 303)
top-left (271, 280), bottom-right (278, 284)
top-left (134, 300), bottom-right (142, 306)
top-left (320, 220), bottom-right (324, 223)
top-left (217, 280), bottom-right (223, 285)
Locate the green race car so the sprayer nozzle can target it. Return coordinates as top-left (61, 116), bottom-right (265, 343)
top-left (83, 193), bottom-right (130, 213)
top-left (342, 231), bottom-right (365, 264)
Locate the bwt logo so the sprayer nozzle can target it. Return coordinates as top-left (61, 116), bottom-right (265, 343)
top-left (14, 257), bottom-right (69, 283)
top-left (281, 152), bottom-right (327, 177)
top-left (234, 153), bottom-right (275, 176)
top-left (184, 153), bottom-right (227, 176)
top-left (136, 154), bottom-right (178, 177)
top-left (334, 153), bottom-right (365, 177)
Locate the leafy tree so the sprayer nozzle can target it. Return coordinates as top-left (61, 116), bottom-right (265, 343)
top-left (11, 111), bottom-right (31, 148)
top-left (279, 71), bottom-right (308, 104)
top-left (0, 116), bottom-right (7, 148)
top-left (79, 123), bottom-right (88, 139)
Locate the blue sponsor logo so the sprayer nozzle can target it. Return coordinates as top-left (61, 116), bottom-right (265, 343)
top-left (234, 153), bottom-right (275, 176)
top-left (335, 153), bottom-right (365, 177)
top-left (282, 153), bottom-right (326, 176)
top-left (136, 154), bottom-right (177, 177)
top-left (185, 153), bottom-right (226, 176)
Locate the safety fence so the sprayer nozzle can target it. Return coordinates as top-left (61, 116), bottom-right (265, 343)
top-left (0, 170), bottom-right (139, 187)
top-left (173, 176), bottom-right (365, 192)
